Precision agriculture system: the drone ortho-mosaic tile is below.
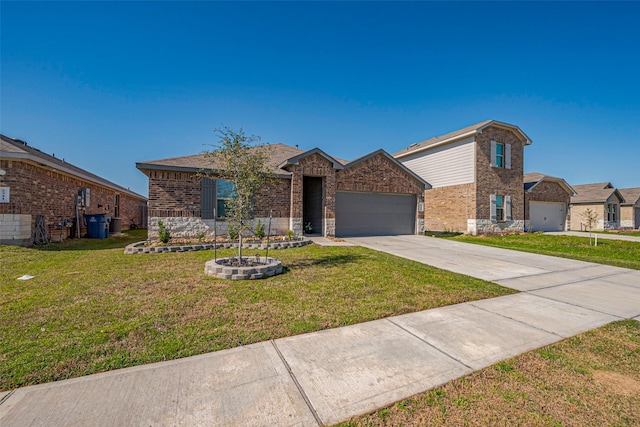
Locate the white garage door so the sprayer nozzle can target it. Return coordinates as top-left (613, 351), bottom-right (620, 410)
top-left (335, 191), bottom-right (416, 237)
top-left (530, 202), bottom-right (566, 232)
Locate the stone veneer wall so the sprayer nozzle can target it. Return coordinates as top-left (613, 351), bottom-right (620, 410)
top-left (0, 159), bottom-right (146, 244)
top-left (473, 126), bottom-right (526, 234)
top-left (0, 214), bottom-right (31, 245)
top-left (423, 183), bottom-right (475, 232)
top-left (524, 181), bottom-right (571, 220)
top-left (148, 216), bottom-right (290, 239)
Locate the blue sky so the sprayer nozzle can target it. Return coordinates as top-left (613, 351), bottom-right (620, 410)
top-left (2, 1), bottom-right (639, 197)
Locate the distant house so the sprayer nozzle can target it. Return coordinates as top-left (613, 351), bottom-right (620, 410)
top-left (0, 134), bottom-right (147, 245)
top-left (524, 173), bottom-right (575, 232)
top-left (619, 188), bottom-right (640, 229)
top-left (136, 144), bottom-right (427, 239)
top-left (394, 120), bottom-right (532, 235)
top-left (569, 182), bottom-right (625, 231)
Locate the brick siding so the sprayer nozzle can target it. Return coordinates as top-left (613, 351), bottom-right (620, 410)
top-left (570, 203), bottom-right (605, 231)
top-left (524, 181), bottom-right (571, 220)
top-left (423, 183), bottom-right (475, 232)
top-left (0, 159), bottom-right (146, 242)
top-left (474, 126), bottom-right (525, 222)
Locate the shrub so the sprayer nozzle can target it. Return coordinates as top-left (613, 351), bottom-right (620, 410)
top-left (157, 221), bottom-right (171, 244)
top-left (255, 220), bottom-right (265, 239)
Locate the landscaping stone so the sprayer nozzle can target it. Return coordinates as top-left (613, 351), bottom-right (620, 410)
top-left (204, 257), bottom-right (284, 280)
top-left (124, 239), bottom-right (311, 254)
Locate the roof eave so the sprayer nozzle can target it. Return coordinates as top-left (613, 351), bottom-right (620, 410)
top-left (6, 152), bottom-right (146, 200)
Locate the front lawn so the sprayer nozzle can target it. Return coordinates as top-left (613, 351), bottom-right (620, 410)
top-left (339, 320), bottom-right (640, 426)
top-left (0, 231), bottom-right (513, 391)
top-left (450, 233), bottom-right (640, 270)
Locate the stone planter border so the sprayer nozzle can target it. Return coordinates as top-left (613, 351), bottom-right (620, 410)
top-left (204, 257), bottom-right (283, 280)
top-left (124, 238), bottom-right (311, 254)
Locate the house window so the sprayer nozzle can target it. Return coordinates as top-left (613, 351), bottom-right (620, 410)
top-left (201, 178), bottom-right (235, 219)
top-left (491, 140), bottom-right (512, 169)
top-left (495, 143), bottom-right (505, 168)
top-left (495, 195), bottom-right (505, 221)
top-left (606, 203), bottom-right (617, 222)
top-left (491, 194), bottom-right (512, 222)
top-left (216, 180), bottom-right (235, 218)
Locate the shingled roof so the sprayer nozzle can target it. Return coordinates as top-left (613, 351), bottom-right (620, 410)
top-left (394, 120), bottom-right (532, 159)
top-left (0, 134), bottom-right (146, 200)
top-left (571, 182), bottom-right (625, 204)
top-left (619, 188), bottom-right (640, 206)
top-left (136, 143), bottom-right (307, 177)
top-left (524, 172), bottom-right (576, 195)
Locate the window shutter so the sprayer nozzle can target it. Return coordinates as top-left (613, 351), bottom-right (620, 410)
top-left (505, 195), bottom-right (512, 220)
top-left (200, 178), bottom-right (216, 219)
top-left (490, 140), bottom-right (497, 167)
top-left (490, 194), bottom-right (497, 221)
top-left (505, 143), bottom-right (512, 169)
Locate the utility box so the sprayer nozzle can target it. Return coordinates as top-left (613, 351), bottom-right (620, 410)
top-left (85, 214), bottom-right (109, 238)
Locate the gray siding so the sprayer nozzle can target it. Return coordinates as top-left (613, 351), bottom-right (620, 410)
top-left (399, 137), bottom-right (475, 188)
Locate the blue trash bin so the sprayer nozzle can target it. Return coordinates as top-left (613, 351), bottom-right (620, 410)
top-left (85, 214), bottom-right (109, 238)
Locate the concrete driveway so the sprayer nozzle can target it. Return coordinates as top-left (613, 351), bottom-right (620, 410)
top-left (2, 235), bottom-right (639, 426)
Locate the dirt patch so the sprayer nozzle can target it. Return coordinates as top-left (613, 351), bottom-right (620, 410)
top-left (593, 370), bottom-right (640, 396)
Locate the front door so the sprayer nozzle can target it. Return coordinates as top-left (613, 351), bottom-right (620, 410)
top-left (303, 176), bottom-right (323, 235)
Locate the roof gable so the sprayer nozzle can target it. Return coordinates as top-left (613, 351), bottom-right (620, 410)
top-left (394, 120), bottom-right (532, 159)
top-left (619, 188), bottom-right (640, 205)
top-left (342, 149), bottom-right (429, 188)
top-left (278, 148), bottom-right (345, 171)
top-left (571, 182), bottom-right (625, 204)
top-left (524, 172), bottom-right (576, 195)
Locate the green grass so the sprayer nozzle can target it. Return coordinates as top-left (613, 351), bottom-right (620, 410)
top-left (0, 230), bottom-right (513, 391)
top-left (449, 233), bottom-right (640, 270)
top-left (571, 229), bottom-right (640, 237)
top-left (339, 320), bottom-right (640, 426)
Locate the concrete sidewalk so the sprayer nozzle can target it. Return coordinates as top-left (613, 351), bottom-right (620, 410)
top-left (545, 230), bottom-right (640, 242)
top-left (2, 236), bottom-right (639, 426)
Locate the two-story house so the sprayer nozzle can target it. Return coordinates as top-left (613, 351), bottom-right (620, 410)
top-left (394, 120), bottom-right (532, 235)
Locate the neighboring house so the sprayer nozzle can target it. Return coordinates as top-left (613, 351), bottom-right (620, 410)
top-left (523, 172), bottom-right (575, 232)
top-left (619, 188), bottom-right (640, 229)
top-left (569, 182), bottom-right (625, 231)
top-left (136, 144), bottom-right (427, 238)
top-left (0, 134), bottom-right (147, 246)
top-left (394, 120), bottom-right (532, 235)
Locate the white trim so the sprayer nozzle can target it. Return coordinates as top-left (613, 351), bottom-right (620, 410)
top-left (490, 194), bottom-right (497, 221)
top-left (490, 140), bottom-right (497, 167)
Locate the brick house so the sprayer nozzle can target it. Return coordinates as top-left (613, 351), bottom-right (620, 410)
top-left (136, 144), bottom-right (427, 239)
top-left (618, 188), bottom-right (640, 229)
top-left (0, 134), bottom-right (148, 245)
top-left (394, 120), bottom-right (532, 235)
top-left (569, 182), bottom-right (625, 231)
top-left (523, 172), bottom-right (575, 232)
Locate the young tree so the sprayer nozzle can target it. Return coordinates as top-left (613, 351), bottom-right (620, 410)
top-left (202, 126), bottom-right (274, 262)
top-left (581, 208), bottom-right (598, 247)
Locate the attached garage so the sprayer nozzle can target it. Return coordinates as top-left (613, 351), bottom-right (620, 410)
top-left (335, 191), bottom-right (416, 237)
top-left (529, 201), bottom-right (566, 232)
top-left (524, 173), bottom-right (574, 233)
